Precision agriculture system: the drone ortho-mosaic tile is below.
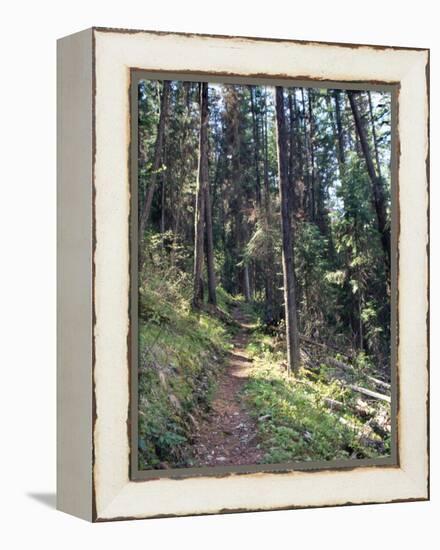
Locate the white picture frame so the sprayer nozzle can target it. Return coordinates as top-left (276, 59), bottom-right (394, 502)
top-left (57, 27), bottom-right (429, 522)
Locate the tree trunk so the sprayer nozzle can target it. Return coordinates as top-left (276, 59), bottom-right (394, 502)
top-left (275, 86), bottom-right (301, 374)
top-left (262, 90), bottom-right (277, 324)
top-left (347, 91), bottom-right (391, 281)
top-left (331, 92), bottom-right (358, 339)
top-left (367, 91), bottom-right (382, 179)
top-left (249, 86), bottom-right (262, 207)
top-left (333, 89), bottom-right (346, 167)
top-left (241, 208), bottom-right (252, 304)
top-left (160, 144), bottom-right (167, 234)
top-left (204, 181), bottom-right (217, 305)
top-left (288, 89), bottom-right (298, 214)
top-left (307, 89), bottom-right (317, 221)
top-left (160, 176), bottom-right (165, 234)
top-left (139, 80), bottom-right (171, 236)
top-left (171, 83), bottom-right (192, 267)
top-left (193, 83), bottom-right (209, 308)
top-left (300, 88), bottom-right (314, 219)
top-left (243, 263), bottom-right (251, 302)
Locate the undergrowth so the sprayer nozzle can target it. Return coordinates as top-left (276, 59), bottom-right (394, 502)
top-left (137, 257), bottom-right (234, 469)
top-left (138, 233), bottom-right (390, 469)
top-left (243, 327), bottom-right (391, 464)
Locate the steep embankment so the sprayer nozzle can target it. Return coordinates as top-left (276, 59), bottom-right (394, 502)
top-left (137, 275), bottom-right (234, 469)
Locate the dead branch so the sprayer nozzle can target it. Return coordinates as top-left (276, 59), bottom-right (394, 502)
top-left (347, 384), bottom-right (391, 403)
top-left (324, 397), bottom-right (375, 420)
top-left (367, 375), bottom-right (391, 391)
top-left (327, 357), bottom-right (391, 392)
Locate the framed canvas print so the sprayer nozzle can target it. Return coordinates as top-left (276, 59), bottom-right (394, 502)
top-left (57, 27), bottom-right (429, 521)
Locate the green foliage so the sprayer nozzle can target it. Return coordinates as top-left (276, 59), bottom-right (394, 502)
top-left (331, 155), bottom-right (390, 360)
top-left (216, 285), bottom-right (237, 314)
top-left (244, 216), bottom-right (281, 265)
top-left (243, 328), bottom-right (390, 463)
top-left (137, 81), bottom-right (393, 469)
top-left (294, 221), bottom-right (341, 335)
top-left (138, 258), bottom-right (234, 469)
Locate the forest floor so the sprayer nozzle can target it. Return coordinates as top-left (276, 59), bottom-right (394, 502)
top-left (192, 304), bottom-right (264, 466)
top-left (191, 300), bottom-right (392, 467)
top-left (138, 278), bottom-right (392, 470)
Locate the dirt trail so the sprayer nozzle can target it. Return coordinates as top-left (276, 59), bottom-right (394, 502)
top-left (193, 305), bottom-right (264, 466)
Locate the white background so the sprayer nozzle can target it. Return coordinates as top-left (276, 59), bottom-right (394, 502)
top-left (0, 1), bottom-right (437, 548)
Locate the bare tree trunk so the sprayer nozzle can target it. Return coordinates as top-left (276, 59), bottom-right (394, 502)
top-left (243, 263), bottom-right (251, 302)
top-left (331, 91), bottom-right (358, 338)
top-left (288, 89), bottom-right (298, 214)
top-left (204, 181), bottom-right (217, 305)
top-left (326, 92), bottom-right (339, 165)
top-left (160, 177), bottom-right (165, 234)
top-left (139, 81), bottom-right (171, 236)
top-left (171, 84), bottom-right (192, 267)
top-left (334, 89), bottom-right (346, 167)
top-left (307, 89), bottom-right (317, 221)
top-left (290, 89), bottom-right (306, 216)
top-left (347, 91), bottom-right (391, 281)
top-left (263, 91), bottom-right (271, 217)
top-left (249, 86), bottom-right (262, 207)
top-left (160, 144), bottom-right (167, 234)
top-left (262, 90), bottom-right (277, 324)
top-left (193, 83), bottom-right (209, 308)
top-left (241, 213), bottom-right (252, 303)
top-left (300, 88), bottom-right (313, 219)
top-left (275, 87), bottom-right (300, 374)
top-left (359, 289), bottom-right (364, 351)
top-left (367, 91), bottom-right (382, 179)
top-left (249, 86), bottom-right (262, 302)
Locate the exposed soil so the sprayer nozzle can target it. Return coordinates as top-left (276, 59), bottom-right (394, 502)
top-left (192, 305), bottom-right (264, 466)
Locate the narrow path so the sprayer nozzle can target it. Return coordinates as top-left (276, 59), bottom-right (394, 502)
top-left (192, 304), bottom-right (264, 466)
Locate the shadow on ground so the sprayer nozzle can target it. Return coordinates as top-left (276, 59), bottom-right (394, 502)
top-left (27, 492), bottom-right (56, 509)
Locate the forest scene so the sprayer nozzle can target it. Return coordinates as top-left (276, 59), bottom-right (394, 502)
top-left (136, 78), bottom-right (393, 471)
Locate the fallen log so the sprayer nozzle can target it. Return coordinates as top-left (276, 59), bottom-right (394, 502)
top-left (303, 357), bottom-right (391, 404)
top-left (367, 419), bottom-right (390, 438)
top-left (331, 399), bottom-right (391, 438)
top-left (327, 358), bottom-right (391, 393)
top-left (338, 418), bottom-right (386, 450)
top-left (323, 397), bottom-right (344, 412)
top-left (302, 381), bottom-right (390, 440)
top-left (348, 384), bottom-right (391, 404)
top-left (354, 398), bottom-right (376, 418)
top-left (300, 338), bottom-right (391, 390)
top-left (367, 375), bottom-right (391, 391)
top-left (324, 397), bottom-right (375, 419)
